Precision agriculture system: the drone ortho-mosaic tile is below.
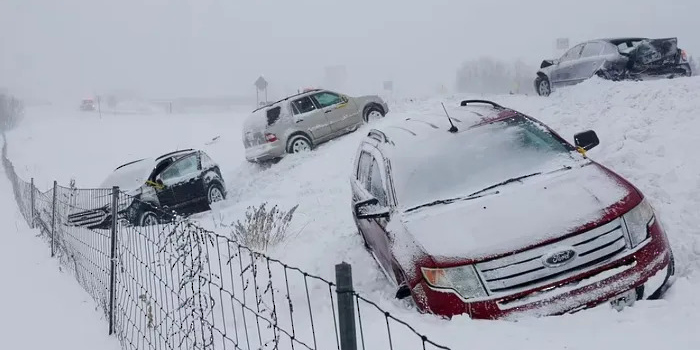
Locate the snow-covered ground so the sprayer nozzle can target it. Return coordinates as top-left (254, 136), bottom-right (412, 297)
top-left (5, 77), bottom-right (700, 349)
top-left (0, 166), bottom-right (121, 349)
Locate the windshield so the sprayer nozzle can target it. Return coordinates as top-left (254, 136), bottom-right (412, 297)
top-left (99, 158), bottom-right (155, 189)
top-left (393, 116), bottom-right (582, 211)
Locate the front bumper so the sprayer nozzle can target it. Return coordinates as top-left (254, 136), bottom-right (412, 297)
top-left (412, 220), bottom-right (673, 319)
top-left (245, 140), bottom-right (285, 162)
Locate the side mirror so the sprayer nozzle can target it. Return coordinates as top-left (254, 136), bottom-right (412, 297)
top-left (574, 130), bottom-right (600, 151)
top-left (354, 198), bottom-right (390, 220)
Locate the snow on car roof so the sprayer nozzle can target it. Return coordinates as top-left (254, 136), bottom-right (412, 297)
top-left (155, 149), bottom-right (196, 161)
top-left (370, 103), bottom-right (513, 147)
top-left (101, 157), bottom-right (157, 190)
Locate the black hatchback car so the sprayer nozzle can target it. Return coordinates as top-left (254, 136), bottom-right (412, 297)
top-left (67, 149), bottom-right (226, 229)
top-left (535, 37), bottom-right (692, 96)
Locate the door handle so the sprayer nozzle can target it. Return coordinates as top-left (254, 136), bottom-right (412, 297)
top-left (296, 118), bottom-right (304, 123)
top-left (325, 109), bottom-right (333, 114)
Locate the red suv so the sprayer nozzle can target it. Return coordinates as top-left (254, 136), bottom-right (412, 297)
top-left (350, 100), bottom-right (675, 319)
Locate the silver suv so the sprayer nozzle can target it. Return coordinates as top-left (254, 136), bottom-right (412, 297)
top-left (243, 88), bottom-right (389, 162)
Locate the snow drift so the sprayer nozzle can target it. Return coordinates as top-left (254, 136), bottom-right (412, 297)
top-left (4, 76), bottom-right (700, 349)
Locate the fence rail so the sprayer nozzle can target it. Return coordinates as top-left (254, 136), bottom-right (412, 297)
top-left (1, 136), bottom-right (452, 350)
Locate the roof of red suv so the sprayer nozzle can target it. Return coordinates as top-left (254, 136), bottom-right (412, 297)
top-left (367, 100), bottom-right (520, 147)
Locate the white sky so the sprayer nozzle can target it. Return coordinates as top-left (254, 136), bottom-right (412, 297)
top-left (1, 0), bottom-right (698, 100)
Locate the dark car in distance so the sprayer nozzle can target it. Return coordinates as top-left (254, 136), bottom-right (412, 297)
top-left (535, 37), bottom-right (692, 96)
top-left (67, 149), bottom-right (226, 229)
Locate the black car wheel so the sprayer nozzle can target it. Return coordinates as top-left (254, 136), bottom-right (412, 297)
top-left (207, 183), bottom-right (225, 205)
top-left (363, 105), bottom-right (385, 123)
top-left (138, 211), bottom-right (159, 226)
top-left (535, 76), bottom-right (551, 97)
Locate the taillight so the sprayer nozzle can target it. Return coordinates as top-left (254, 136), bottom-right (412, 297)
top-left (264, 133), bottom-right (278, 142)
top-left (681, 50), bottom-right (687, 61)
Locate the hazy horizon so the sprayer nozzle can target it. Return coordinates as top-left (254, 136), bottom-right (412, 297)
top-left (2, 0), bottom-right (698, 102)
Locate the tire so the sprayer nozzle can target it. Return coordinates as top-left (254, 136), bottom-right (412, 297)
top-left (207, 183), bottom-right (226, 205)
top-left (137, 210), bottom-right (159, 227)
top-left (648, 253), bottom-right (675, 300)
top-left (535, 75), bottom-right (551, 97)
top-left (286, 134), bottom-right (312, 154)
top-left (363, 105), bottom-right (384, 123)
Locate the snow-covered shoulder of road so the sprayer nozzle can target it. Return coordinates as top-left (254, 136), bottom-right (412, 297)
top-left (0, 168), bottom-right (121, 349)
top-left (4, 77), bottom-right (700, 349)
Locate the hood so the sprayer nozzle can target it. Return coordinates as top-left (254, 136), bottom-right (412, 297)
top-left (398, 163), bottom-right (634, 261)
top-left (99, 158), bottom-right (156, 191)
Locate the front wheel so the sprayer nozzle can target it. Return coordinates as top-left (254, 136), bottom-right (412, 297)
top-left (535, 76), bottom-right (551, 97)
top-left (137, 210), bottom-right (159, 227)
top-left (207, 183), bottom-right (226, 205)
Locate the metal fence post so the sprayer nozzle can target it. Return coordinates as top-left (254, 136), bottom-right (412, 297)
top-left (30, 177), bottom-right (35, 229)
top-left (108, 186), bottom-right (119, 335)
top-left (335, 262), bottom-right (357, 350)
top-left (50, 180), bottom-right (57, 257)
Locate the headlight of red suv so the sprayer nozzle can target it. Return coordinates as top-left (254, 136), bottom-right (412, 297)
top-left (623, 198), bottom-right (655, 248)
top-left (421, 265), bottom-right (487, 299)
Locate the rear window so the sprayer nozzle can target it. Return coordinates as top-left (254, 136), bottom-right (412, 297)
top-left (266, 106), bottom-right (281, 126)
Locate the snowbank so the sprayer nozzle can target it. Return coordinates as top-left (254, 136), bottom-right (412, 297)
top-left (0, 167), bottom-right (121, 350)
top-left (5, 76), bottom-right (700, 349)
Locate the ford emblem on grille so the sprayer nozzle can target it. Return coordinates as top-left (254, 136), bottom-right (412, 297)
top-left (542, 248), bottom-right (577, 268)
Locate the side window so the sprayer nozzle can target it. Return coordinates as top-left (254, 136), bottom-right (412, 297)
top-left (311, 92), bottom-right (342, 108)
top-left (160, 155), bottom-right (199, 182)
top-left (368, 159), bottom-right (388, 206)
top-left (291, 97), bottom-right (316, 115)
top-left (266, 106), bottom-right (282, 126)
top-left (356, 151), bottom-right (372, 187)
top-left (561, 44), bottom-right (583, 62)
top-left (581, 42), bottom-right (603, 58)
top-left (200, 152), bottom-right (215, 168)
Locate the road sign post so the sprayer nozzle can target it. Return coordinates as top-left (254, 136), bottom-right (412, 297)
top-left (254, 76), bottom-right (268, 106)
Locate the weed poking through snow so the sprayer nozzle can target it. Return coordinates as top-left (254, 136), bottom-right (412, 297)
top-left (230, 202), bottom-right (299, 251)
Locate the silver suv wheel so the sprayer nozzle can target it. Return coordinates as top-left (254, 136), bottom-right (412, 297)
top-left (288, 136), bottom-right (311, 153)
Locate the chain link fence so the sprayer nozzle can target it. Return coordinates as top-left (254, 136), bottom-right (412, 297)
top-left (1, 136), bottom-right (452, 350)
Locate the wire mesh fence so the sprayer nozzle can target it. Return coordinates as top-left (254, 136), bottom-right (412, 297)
top-left (1, 136), bottom-right (453, 350)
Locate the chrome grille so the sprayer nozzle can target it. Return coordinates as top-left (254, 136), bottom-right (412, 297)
top-left (67, 208), bottom-right (109, 228)
top-left (475, 218), bottom-right (628, 295)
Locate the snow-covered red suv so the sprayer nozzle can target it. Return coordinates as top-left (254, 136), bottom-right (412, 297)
top-left (350, 100), bottom-right (675, 319)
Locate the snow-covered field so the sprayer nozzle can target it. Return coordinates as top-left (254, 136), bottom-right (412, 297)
top-left (5, 77), bottom-right (700, 349)
top-left (0, 164), bottom-right (121, 349)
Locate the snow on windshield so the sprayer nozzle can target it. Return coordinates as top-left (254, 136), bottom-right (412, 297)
top-left (99, 158), bottom-right (156, 190)
top-left (392, 117), bottom-right (583, 210)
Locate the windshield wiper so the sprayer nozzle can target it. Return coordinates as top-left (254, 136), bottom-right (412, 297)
top-left (404, 166), bottom-right (574, 213)
top-left (404, 191), bottom-right (496, 213)
top-left (466, 171), bottom-right (542, 198)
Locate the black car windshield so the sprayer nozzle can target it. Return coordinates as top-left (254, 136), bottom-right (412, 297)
top-left (392, 116), bottom-right (583, 211)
